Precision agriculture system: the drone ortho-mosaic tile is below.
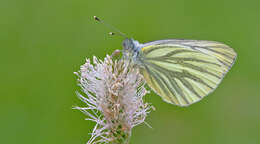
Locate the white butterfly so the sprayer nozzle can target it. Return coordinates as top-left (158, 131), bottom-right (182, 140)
top-left (123, 38), bottom-right (236, 106)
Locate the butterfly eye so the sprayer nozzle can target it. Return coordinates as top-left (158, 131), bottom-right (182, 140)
top-left (123, 41), bottom-right (127, 49)
top-left (123, 39), bottom-right (130, 50)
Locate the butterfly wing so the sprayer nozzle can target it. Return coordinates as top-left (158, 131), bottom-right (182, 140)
top-left (139, 39), bottom-right (237, 106)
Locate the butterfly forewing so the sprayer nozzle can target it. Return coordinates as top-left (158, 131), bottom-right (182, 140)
top-left (140, 40), bottom-right (236, 106)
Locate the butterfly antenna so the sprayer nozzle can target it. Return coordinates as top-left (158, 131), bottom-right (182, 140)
top-left (93, 16), bottom-right (128, 38)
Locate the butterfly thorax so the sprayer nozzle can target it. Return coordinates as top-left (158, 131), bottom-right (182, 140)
top-left (122, 38), bottom-right (144, 65)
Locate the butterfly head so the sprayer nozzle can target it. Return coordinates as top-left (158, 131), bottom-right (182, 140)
top-left (122, 38), bottom-right (141, 60)
top-left (123, 38), bottom-right (141, 52)
top-left (123, 38), bottom-right (134, 51)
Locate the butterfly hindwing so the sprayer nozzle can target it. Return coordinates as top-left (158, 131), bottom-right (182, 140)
top-left (139, 40), bottom-right (236, 106)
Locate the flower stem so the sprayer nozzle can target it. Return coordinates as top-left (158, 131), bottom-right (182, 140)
top-left (110, 124), bottom-right (131, 144)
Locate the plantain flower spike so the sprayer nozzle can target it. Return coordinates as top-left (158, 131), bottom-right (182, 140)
top-left (74, 55), bottom-right (152, 144)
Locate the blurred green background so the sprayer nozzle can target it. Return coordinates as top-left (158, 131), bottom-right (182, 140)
top-left (1, 0), bottom-right (259, 143)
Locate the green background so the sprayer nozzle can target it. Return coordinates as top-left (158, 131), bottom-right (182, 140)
top-left (1, 0), bottom-right (259, 143)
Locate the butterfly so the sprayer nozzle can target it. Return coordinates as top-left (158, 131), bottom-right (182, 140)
top-left (94, 16), bottom-right (237, 107)
top-left (122, 38), bottom-right (236, 106)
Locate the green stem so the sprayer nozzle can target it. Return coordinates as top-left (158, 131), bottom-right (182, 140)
top-left (110, 124), bottom-right (131, 144)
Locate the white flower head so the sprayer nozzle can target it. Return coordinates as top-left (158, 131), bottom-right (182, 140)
top-left (74, 55), bottom-right (152, 144)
